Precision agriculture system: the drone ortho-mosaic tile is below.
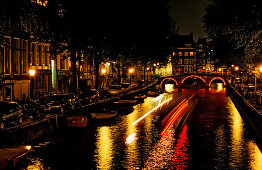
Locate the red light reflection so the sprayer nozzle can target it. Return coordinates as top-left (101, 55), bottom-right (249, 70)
top-left (161, 102), bottom-right (188, 137)
top-left (170, 124), bottom-right (189, 169)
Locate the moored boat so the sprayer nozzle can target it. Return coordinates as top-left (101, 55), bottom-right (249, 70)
top-left (89, 112), bottom-right (117, 119)
top-left (66, 116), bottom-right (88, 127)
top-left (113, 99), bottom-right (137, 107)
top-left (133, 95), bottom-right (147, 102)
top-left (147, 91), bottom-right (159, 97)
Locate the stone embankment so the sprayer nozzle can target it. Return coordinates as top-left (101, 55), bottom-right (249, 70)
top-left (229, 85), bottom-right (262, 141)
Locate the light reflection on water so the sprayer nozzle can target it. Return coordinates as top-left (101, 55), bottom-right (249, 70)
top-left (165, 84), bottom-right (175, 92)
top-left (124, 108), bottom-right (140, 168)
top-left (26, 158), bottom-right (44, 170)
top-left (248, 140), bottom-right (262, 169)
top-left (171, 125), bottom-right (189, 169)
top-left (227, 98), bottom-right (245, 168)
top-left (95, 126), bottom-right (113, 170)
top-left (21, 83), bottom-right (262, 169)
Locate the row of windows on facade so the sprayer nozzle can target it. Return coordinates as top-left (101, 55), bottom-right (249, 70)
top-left (31, 0), bottom-right (48, 6)
top-left (173, 51), bottom-right (195, 57)
top-left (176, 58), bottom-right (195, 65)
top-left (175, 58), bottom-right (213, 65)
top-left (3, 37), bottom-right (69, 75)
top-left (30, 0), bottom-right (64, 17)
top-left (174, 65), bottom-right (194, 74)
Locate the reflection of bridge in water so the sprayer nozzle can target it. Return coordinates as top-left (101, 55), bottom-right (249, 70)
top-left (159, 74), bottom-right (227, 90)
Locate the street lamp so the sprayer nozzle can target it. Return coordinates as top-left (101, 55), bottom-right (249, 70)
top-left (146, 67), bottom-right (150, 81)
top-left (29, 69), bottom-right (36, 77)
top-left (29, 69), bottom-right (36, 98)
top-left (235, 66), bottom-right (239, 71)
top-left (129, 68), bottom-right (134, 84)
top-left (101, 68), bottom-right (106, 75)
top-left (101, 68), bottom-right (106, 89)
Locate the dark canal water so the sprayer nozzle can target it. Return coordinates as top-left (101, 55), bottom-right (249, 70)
top-left (20, 83), bottom-right (262, 169)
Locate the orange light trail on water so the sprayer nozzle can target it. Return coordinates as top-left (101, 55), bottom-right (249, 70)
top-left (160, 102), bottom-right (188, 137)
top-left (132, 97), bottom-right (173, 126)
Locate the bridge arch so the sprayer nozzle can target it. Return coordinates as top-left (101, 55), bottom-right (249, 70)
top-left (181, 75), bottom-right (206, 84)
top-left (209, 77), bottom-right (226, 87)
top-left (160, 77), bottom-right (179, 88)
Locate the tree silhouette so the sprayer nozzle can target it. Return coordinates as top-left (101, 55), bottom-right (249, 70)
top-left (203, 0), bottom-right (262, 68)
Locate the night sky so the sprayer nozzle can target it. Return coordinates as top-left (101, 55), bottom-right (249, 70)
top-left (169, 0), bottom-right (212, 41)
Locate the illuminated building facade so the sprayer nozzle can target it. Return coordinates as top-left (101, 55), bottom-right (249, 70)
top-left (171, 33), bottom-right (197, 75)
top-left (196, 38), bottom-right (215, 74)
top-left (0, 0), bottom-right (69, 101)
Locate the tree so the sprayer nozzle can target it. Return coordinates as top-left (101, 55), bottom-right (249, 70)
top-left (203, 0), bottom-right (262, 68)
top-left (60, 0), bottom-right (176, 89)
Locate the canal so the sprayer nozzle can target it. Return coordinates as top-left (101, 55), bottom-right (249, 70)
top-left (20, 83), bottom-right (262, 169)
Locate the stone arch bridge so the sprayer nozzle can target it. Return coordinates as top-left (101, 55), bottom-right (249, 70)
top-left (159, 74), bottom-right (228, 89)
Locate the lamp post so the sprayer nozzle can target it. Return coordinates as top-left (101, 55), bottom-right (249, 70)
top-left (146, 67), bottom-right (150, 81)
top-left (29, 69), bottom-right (36, 99)
top-left (129, 68), bottom-right (134, 84)
top-left (101, 68), bottom-right (106, 89)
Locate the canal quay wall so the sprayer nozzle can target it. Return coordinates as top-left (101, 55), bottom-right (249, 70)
top-left (0, 114), bottom-right (66, 147)
top-left (228, 85), bottom-right (262, 142)
top-left (0, 81), bottom-right (159, 148)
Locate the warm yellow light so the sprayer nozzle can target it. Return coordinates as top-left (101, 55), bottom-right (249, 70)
top-left (146, 67), bottom-right (150, 71)
top-left (101, 69), bottom-right (106, 74)
top-left (153, 63), bottom-right (156, 67)
top-left (259, 66), bottom-right (262, 72)
top-left (25, 145), bottom-right (32, 150)
top-left (218, 68), bottom-right (222, 72)
top-left (235, 66), bottom-right (239, 71)
top-left (129, 68), bottom-right (134, 74)
top-left (29, 69), bottom-right (36, 77)
top-left (126, 133), bottom-right (136, 144)
top-left (132, 97), bottom-right (173, 125)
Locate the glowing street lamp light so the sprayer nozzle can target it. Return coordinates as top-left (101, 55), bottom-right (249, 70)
top-left (129, 68), bottom-right (134, 84)
top-left (259, 66), bottom-right (262, 73)
top-left (29, 69), bottom-right (36, 77)
top-left (29, 69), bottom-right (36, 98)
top-left (101, 68), bottom-right (106, 75)
top-left (235, 66), bottom-right (239, 71)
top-left (129, 68), bottom-right (134, 74)
top-left (101, 68), bottom-right (106, 89)
top-left (146, 67), bottom-right (150, 71)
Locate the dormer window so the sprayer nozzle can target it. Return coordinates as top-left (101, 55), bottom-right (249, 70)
top-left (185, 44), bottom-right (191, 48)
top-left (31, 0), bottom-right (48, 7)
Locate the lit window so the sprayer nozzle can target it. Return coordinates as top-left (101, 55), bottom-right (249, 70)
top-left (4, 37), bottom-right (11, 74)
top-left (172, 52), bottom-right (176, 56)
top-left (31, 0), bottom-right (48, 7)
top-left (178, 58), bottom-right (182, 64)
top-left (178, 52), bottom-right (182, 56)
top-left (202, 59), bottom-right (205, 65)
top-left (189, 66), bottom-right (193, 73)
top-left (184, 52), bottom-right (188, 56)
top-left (185, 44), bottom-right (191, 48)
top-left (184, 66), bottom-right (188, 73)
top-left (190, 52), bottom-right (194, 56)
